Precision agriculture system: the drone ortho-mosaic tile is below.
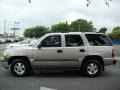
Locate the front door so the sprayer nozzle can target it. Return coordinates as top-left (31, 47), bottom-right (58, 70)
top-left (33, 35), bottom-right (63, 67)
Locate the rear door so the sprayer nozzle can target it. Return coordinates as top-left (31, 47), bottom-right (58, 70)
top-left (63, 34), bottom-right (87, 67)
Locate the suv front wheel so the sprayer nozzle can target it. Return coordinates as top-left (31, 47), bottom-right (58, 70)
top-left (83, 60), bottom-right (102, 77)
top-left (10, 59), bottom-right (30, 77)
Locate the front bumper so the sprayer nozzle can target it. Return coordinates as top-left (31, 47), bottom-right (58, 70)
top-left (113, 60), bottom-right (117, 65)
top-left (1, 61), bottom-right (9, 69)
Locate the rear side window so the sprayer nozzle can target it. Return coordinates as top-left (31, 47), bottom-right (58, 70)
top-left (65, 35), bottom-right (84, 47)
top-left (85, 34), bottom-right (112, 46)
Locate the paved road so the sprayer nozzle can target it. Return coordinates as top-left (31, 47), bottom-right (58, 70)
top-left (0, 61), bottom-right (120, 90)
top-left (0, 43), bottom-right (120, 90)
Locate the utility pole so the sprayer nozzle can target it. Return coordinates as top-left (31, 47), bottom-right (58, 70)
top-left (3, 19), bottom-right (6, 38)
top-left (11, 21), bottom-right (20, 38)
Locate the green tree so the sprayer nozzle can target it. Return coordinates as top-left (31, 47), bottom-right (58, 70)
top-left (70, 19), bottom-right (95, 32)
top-left (24, 26), bottom-right (49, 38)
top-left (99, 27), bottom-right (107, 33)
top-left (51, 22), bottom-right (70, 33)
top-left (109, 30), bottom-right (120, 40)
top-left (112, 26), bottom-right (120, 32)
top-left (107, 33), bottom-right (112, 39)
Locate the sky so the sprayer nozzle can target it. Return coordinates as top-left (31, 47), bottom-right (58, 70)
top-left (0, 0), bottom-right (120, 36)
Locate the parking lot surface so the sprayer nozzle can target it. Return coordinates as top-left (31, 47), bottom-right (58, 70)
top-left (0, 43), bottom-right (120, 90)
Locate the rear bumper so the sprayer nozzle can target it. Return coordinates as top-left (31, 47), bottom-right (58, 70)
top-left (104, 58), bottom-right (117, 66)
top-left (113, 60), bottom-right (117, 65)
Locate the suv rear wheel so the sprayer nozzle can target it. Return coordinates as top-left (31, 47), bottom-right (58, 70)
top-left (83, 60), bottom-right (102, 77)
top-left (10, 59), bottom-right (30, 77)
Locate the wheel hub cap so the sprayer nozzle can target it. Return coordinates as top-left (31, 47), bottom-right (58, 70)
top-left (14, 63), bottom-right (25, 75)
top-left (87, 63), bottom-right (98, 75)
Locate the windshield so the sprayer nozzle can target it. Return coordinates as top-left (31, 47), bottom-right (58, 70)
top-left (31, 35), bottom-right (45, 46)
top-left (29, 39), bottom-right (38, 46)
top-left (19, 39), bottom-right (31, 44)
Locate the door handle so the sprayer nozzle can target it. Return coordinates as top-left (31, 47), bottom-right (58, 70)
top-left (57, 50), bottom-right (63, 53)
top-left (80, 49), bottom-right (85, 52)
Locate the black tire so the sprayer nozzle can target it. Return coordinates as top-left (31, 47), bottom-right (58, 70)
top-left (10, 59), bottom-right (30, 77)
top-left (82, 60), bottom-right (102, 77)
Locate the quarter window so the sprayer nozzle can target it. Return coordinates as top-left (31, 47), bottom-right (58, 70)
top-left (65, 35), bottom-right (84, 47)
top-left (85, 34), bottom-right (112, 46)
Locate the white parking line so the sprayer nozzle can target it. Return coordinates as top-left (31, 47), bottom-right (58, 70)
top-left (40, 87), bottom-right (56, 90)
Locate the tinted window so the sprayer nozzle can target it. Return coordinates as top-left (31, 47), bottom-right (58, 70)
top-left (85, 34), bottom-right (112, 46)
top-left (65, 35), bottom-right (84, 47)
top-left (41, 35), bottom-right (61, 47)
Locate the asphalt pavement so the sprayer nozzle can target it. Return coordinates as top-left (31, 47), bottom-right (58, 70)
top-left (0, 61), bottom-right (120, 90)
top-left (0, 43), bottom-right (120, 90)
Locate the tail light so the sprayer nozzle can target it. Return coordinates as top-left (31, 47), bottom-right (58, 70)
top-left (112, 48), bottom-right (115, 58)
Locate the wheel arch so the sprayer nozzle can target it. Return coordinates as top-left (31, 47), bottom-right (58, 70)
top-left (82, 55), bottom-right (104, 71)
top-left (8, 56), bottom-right (31, 67)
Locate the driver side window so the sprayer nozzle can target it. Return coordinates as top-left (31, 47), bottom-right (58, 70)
top-left (41, 35), bottom-right (61, 47)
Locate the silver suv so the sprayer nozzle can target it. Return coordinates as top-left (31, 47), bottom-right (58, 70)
top-left (1, 32), bottom-right (117, 77)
